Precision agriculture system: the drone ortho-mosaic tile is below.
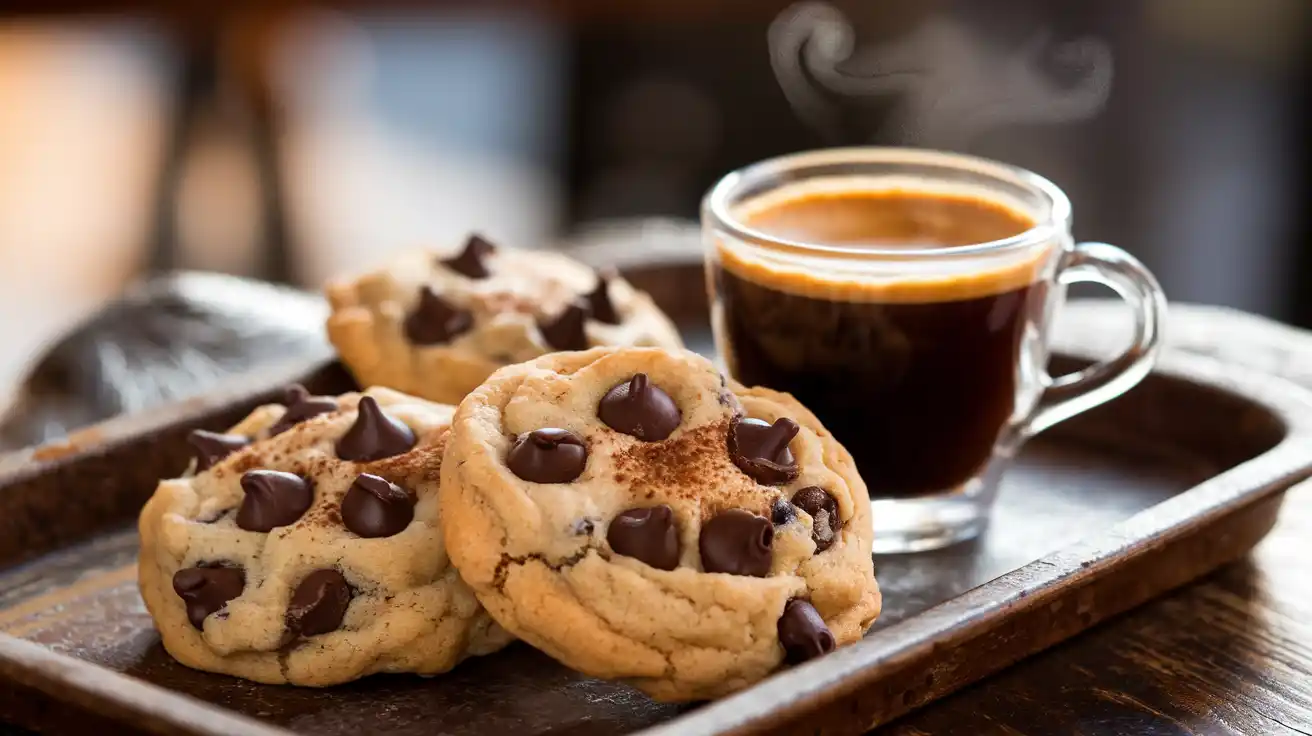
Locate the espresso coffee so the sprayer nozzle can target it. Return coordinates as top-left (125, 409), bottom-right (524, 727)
top-left (714, 189), bottom-right (1046, 497)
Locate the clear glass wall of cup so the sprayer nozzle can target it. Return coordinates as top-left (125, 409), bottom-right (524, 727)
top-left (702, 148), bottom-right (1166, 553)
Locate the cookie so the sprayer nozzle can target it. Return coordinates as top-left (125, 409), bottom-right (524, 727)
top-left (325, 234), bottom-right (684, 405)
top-left (138, 385), bottom-right (512, 686)
top-left (439, 347), bottom-right (880, 701)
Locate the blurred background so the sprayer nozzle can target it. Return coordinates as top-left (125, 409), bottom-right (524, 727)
top-left (0, 0), bottom-right (1309, 420)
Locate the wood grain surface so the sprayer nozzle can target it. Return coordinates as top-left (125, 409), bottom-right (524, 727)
top-left (884, 481), bottom-right (1312, 735)
top-left (880, 302), bottom-right (1312, 735)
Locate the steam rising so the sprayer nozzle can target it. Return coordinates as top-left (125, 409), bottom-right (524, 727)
top-left (769, 2), bottom-right (1114, 148)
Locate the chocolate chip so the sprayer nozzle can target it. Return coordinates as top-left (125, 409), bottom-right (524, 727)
top-left (173, 565), bottom-right (245, 630)
top-left (598, 373), bottom-right (681, 441)
top-left (538, 301), bottom-right (590, 351)
top-left (336, 396), bottom-right (417, 462)
top-left (770, 498), bottom-right (796, 526)
top-left (699, 509), bottom-right (773, 577)
top-left (586, 268), bottom-right (621, 325)
top-left (792, 486), bottom-right (842, 552)
top-left (236, 470), bottom-right (314, 532)
top-left (777, 599), bottom-right (835, 663)
top-left (404, 287), bottom-right (474, 346)
top-left (717, 373), bottom-right (741, 410)
top-left (607, 505), bottom-right (680, 570)
top-left (270, 385), bottom-right (339, 435)
top-left (506, 429), bottom-right (587, 483)
top-left (286, 569), bottom-right (353, 638)
top-left (441, 233), bottom-right (496, 279)
top-left (728, 417), bottom-right (800, 485)
top-left (341, 473), bottom-right (415, 538)
top-left (281, 384), bottom-right (309, 405)
top-left (188, 430), bottom-right (249, 471)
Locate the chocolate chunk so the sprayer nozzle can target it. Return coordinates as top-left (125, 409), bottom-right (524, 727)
top-left (281, 384), bottom-right (310, 406)
top-left (286, 569), bottom-right (353, 638)
top-left (586, 268), bottom-right (621, 325)
top-left (792, 486), bottom-right (843, 552)
top-left (270, 385), bottom-right (339, 435)
top-left (607, 505), bottom-right (680, 570)
top-left (716, 372), bottom-right (741, 410)
top-left (236, 470), bottom-right (314, 532)
top-left (598, 373), bottom-right (681, 441)
top-left (336, 396), bottom-right (417, 462)
top-left (173, 565), bottom-right (245, 630)
top-left (441, 233), bottom-right (496, 279)
top-left (728, 417), bottom-right (800, 485)
top-left (538, 301), bottom-right (590, 351)
top-left (506, 428), bottom-right (587, 483)
top-left (404, 287), bottom-right (474, 346)
top-left (777, 599), bottom-right (836, 663)
top-left (770, 497), bottom-right (796, 526)
top-left (342, 473), bottom-right (415, 538)
top-left (699, 509), bottom-right (773, 577)
top-left (188, 430), bottom-right (249, 471)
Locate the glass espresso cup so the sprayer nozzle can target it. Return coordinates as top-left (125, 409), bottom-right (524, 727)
top-left (702, 148), bottom-right (1166, 553)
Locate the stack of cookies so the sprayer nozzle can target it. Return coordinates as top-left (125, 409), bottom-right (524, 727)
top-left (137, 235), bottom-right (881, 703)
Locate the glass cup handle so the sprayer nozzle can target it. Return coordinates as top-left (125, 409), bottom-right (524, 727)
top-left (1021, 241), bottom-right (1168, 438)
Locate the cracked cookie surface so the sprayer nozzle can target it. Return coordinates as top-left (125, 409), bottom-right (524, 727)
top-left (439, 347), bottom-right (881, 701)
top-left (138, 386), bottom-right (512, 686)
top-left (325, 235), bottom-right (684, 405)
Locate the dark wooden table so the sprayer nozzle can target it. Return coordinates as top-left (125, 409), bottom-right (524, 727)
top-left (884, 303), bottom-right (1312, 735)
top-left (887, 486), bottom-right (1312, 735)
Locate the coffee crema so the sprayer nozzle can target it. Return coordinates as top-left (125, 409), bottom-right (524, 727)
top-left (714, 188), bottom-right (1052, 497)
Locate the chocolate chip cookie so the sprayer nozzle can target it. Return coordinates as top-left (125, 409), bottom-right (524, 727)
top-left (439, 347), bottom-right (881, 701)
top-left (325, 235), bottom-right (684, 405)
top-left (138, 386), bottom-right (512, 686)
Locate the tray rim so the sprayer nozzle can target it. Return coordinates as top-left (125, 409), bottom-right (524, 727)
top-left (0, 354), bottom-right (330, 482)
top-left (3, 347), bottom-right (1312, 736)
top-left (640, 347), bottom-right (1312, 735)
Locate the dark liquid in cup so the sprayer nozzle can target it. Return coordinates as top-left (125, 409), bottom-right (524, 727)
top-left (715, 190), bottom-right (1044, 496)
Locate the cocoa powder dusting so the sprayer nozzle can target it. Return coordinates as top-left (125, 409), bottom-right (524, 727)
top-left (613, 420), bottom-right (769, 515)
top-left (364, 429), bottom-right (447, 481)
top-left (231, 454), bottom-right (261, 474)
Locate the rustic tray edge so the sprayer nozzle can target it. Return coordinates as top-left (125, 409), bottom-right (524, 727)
top-left (639, 349), bottom-right (1312, 735)
top-left (2, 348), bottom-right (1311, 736)
top-left (0, 635), bottom-right (291, 736)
